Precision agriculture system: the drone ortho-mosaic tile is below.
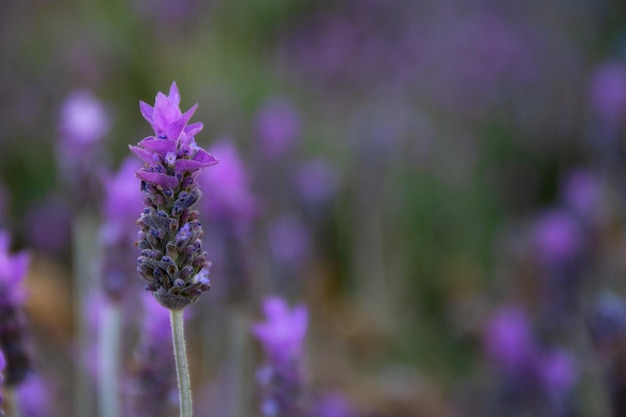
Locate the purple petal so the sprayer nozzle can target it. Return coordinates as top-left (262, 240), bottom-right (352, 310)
top-left (129, 145), bottom-right (155, 165)
top-left (139, 101), bottom-right (154, 123)
top-left (168, 82), bottom-right (181, 107)
top-left (166, 116), bottom-right (187, 141)
top-left (175, 159), bottom-right (215, 173)
top-left (184, 122), bottom-right (203, 138)
top-left (193, 149), bottom-right (219, 165)
top-left (8, 252), bottom-right (29, 286)
top-left (135, 170), bottom-right (179, 189)
top-left (138, 138), bottom-right (177, 155)
top-left (180, 103), bottom-right (199, 126)
top-left (153, 92), bottom-right (182, 133)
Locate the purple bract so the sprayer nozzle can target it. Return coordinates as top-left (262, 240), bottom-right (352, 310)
top-left (131, 82), bottom-right (218, 310)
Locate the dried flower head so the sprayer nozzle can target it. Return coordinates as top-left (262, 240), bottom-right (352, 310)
top-left (131, 82), bottom-right (218, 310)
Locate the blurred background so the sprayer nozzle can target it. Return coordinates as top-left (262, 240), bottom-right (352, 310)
top-left (2, 0), bottom-right (626, 416)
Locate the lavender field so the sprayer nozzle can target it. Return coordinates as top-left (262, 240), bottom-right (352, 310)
top-left (1, 0), bottom-right (626, 416)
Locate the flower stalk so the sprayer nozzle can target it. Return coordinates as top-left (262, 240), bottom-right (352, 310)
top-left (170, 309), bottom-right (192, 417)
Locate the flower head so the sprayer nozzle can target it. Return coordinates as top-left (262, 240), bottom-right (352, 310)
top-left (131, 82), bottom-right (218, 310)
top-left (253, 297), bottom-right (308, 365)
top-left (198, 138), bottom-right (256, 226)
top-left (484, 305), bottom-right (535, 375)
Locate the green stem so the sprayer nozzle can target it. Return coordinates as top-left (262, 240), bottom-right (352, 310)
top-left (98, 300), bottom-right (121, 417)
top-left (73, 212), bottom-right (100, 417)
top-left (170, 309), bottom-right (192, 417)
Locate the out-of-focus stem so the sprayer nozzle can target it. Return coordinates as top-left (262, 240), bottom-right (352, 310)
top-left (98, 300), bottom-right (121, 417)
top-left (170, 309), bottom-right (192, 417)
top-left (73, 212), bottom-right (100, 417)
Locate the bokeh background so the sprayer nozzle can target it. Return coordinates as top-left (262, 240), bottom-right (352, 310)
top-left (2, 0), bottom-right (626, 416)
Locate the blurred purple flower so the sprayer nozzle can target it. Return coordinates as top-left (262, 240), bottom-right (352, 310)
top-left (127, 294), bottom-right (180, 417)
top-left (561, 169), bottom-right (603, 221)
top-left (532, 210), bottom-right (583, 264)
top-left (267, 215), bottom-right (311, 268)
top-left (590, 292), bottom-right (626, 357)
top-left (484, 306), bottom-right (535, 375)
top-left (198, 138), bottom-right (256, 227)
top-left (57, 90), bottom-right (110, 208)
top-left (588, 61), bottom-right (626, 126)
top-left (0, 230), bottom-right (29, 303)
top-left (538, 349), bottom-right (578, 399)
top-left (252, 297), bottom-right (309, 417)
top-left (59, 91), bottom-right (110, 146)
top-left (16, 374), bottom-right (50, 417)
top-left (0, 230), bottom-right (31, 386)
top-left (293, 158), bottom-right (339, 206)
top-left (255, 98), bottom-right (301, 159)
top-left (100, 157), bottom-right (145, 300)
top-left (132, 82), bottom-right (217, 310)
top-left (315, 392), bottom-right (355, 417)
top-left (253, 297), bottom-right (308, 365)
top-left (24, 197), bottom-right (72, 254)
top-left (101, 157), bottom-right (145, 246)
top-left (141, 293), bottom-right (173, 345)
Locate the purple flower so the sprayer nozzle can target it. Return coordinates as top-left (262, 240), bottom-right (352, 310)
top-left (484, 306), bottom-right (535, 375)
top-left (56, 90), bottom-right (110, 207)
top-left (267, 215), bottom-right (311, 268)
top-left (252, 297), bottom-right (309, 417)
top-left (560, 169), bottom-right (603, 222)
top-left (0, 230), bottom-right (31, 386)
top-left (100, 157), bottom-right (146, 300)
top-left (131, 82), bottom-right (218, 310)
top-left (538, 349), bottom-right (578, 399)
top-left (315, 392), bottom-right (355, 417)
top-left (198, 138), bottom-right (256, 227)
top-left (588, 61), bottom-right (626, 126)
top-left (16, 374), bottom-right (50, 417)
top-left (254, 98), bottom-right (301, 159)
top-left (101, 157), bottom-right (146, 246)
top-left (0, 231), bottom-right (29, 302)
top-left (24, 197), bottom-right (72, 254)
top-left (293, 158), bottom-right (339, 207)
top-left (127, 294), bottom-right (180, 417)
top-left (59, 91), bottom-right (110, 146)
top-left (532, 210), bottom-right (583, 265)
top-left (253, 297), bottom-right (308, 366)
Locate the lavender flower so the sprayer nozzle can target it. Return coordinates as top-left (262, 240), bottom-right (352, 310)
top-left (24, 197), bottom-right (72, 255)
top-left (0, 230), bottom-right (31, 386)
top-left (127, 294), bottom-right (179, 417)
top-left (267, 215), bottom-right (311, 269)
top-left (252, 297), bottom-right (309, 417)
top-left (538, 349), bottom-right (578, 401)
top-left (198, 138), bottom-right (256, 303)
top-left (254, 98), bottom-right (301, 159)
top-left (293, 158), bottom-right (339, 208)
top-left (56, 90), bottom-right (110, 207)
top-left (131, 82), bottom-right (218, 310)
top-left (16, 374), bottom-right (50, 417)
top-left (588, 61), bottom-right (626, 127)
top-left (484, 306), bottom-right (535, 376)
top-left (100, 157), bottom-right (145, 300)
top-left (198, 138), bottom-right (256, 230)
